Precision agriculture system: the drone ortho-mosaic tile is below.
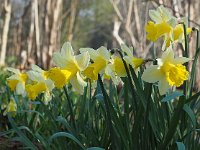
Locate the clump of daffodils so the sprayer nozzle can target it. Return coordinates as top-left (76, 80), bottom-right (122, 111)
top-left (6, 42), bottom-right (144, 104)
top-left (145, 5), bottom-right (192, 50)
top-left (5, 5), bottom-right (192, 117)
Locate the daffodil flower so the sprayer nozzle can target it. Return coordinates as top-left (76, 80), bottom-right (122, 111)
top-left (31, 64), bottom-right (72, 89)
top-left (26, 70), bottom-right (54, 104)
top-left (80, 46), bottom-right (110, 81)
top-left (121, 44), bottom-right (144, 70)
top-left (145, 6), bottom-right (176, 42)
top-left (3, 99), bottom-right (17, 117)
top-left (145, 5), bottom-right (192, 50)
top-left (53, 42), bottom-right (90, 94)
top-left (142, 47), bottom-right (191, 95)
top-left (7, 68), bottom-right (28, 95)
top-left (163, 23), bottom-right (192, 49)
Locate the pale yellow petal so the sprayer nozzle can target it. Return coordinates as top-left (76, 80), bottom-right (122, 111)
top-left (97, 46), bottom-right (110, 61)
top-left (121, 44), bottom-right (133, 57)
top-left (70, 73), bottom-right (87, 94)
top-left (161, 47), bottom-right (174, 63)
top-left (79, 48), bottom-right (97, 60)
top-left (27, 71), bottom-right (44, 82)
top-left (16, 82), bottom-right (25, 95)
top-left (142, 65), bottom-right (163, 83)
top-left (7, 67), bottom-right (20, 74)
top-left (158, 77), bottom-right (170, 95)
top-left (31, 64), bottom-right (43, 73)
top-left (75, 51), bottom-right (90, 71)
top-left (45, 79), bottom-right (55, 91)
top-left (61, 42), bottom-right (74, 57)
top-left (172, 57), bottom-right (192, 65)
top-left (52, 52), bottom-right (68, 68)
top-left (149, 9), bottom-right (162, 23)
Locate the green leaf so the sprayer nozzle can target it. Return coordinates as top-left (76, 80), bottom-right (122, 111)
top-left (176, 142), bottom-right (185, 150)
top-left (8, 116), bottom-right (38, 150)
top-left (183, 104), bottom-right (196, 128)
top-left (49, 132), bottom-right (86, 149)
top-left (87, 147), bottom-right (105, 150)
top-left (161, 92), bottom-right (183, 102)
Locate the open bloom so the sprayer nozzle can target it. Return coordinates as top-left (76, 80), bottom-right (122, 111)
top-left (80, 46), bottom-right (110, 81)
top-left (121, 44), bottom-right (144, 70)
top-left (7, 68), bottom-right (28, 95)
top-left (26, 70), bottom-right (54, 104)
top-left (53, 42), bottom-right (90, 94)
top-left (145, 5), bottom-right (176, 42)
top-left (145, 5), bottom-right (191, 50)
top-left (163, 23), bottom-right (192, 48)
top-left (30, 64), bottom-right (71, 89)
top-left (142, 47), bottom-right (191, 95)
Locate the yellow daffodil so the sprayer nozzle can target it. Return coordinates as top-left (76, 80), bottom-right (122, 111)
top-left (30, 64), bottom-right (72, 89)
top-left (26, 70), bottom-right (54, 104)
top-left (53, 42), bottom-right (90, 94)
top-left (7, 68), bottom-right (28, 95)
top-left (80, 46), bottom-right (110, 81)
top-left (3, 99), bottom-right (17, 117)
top-left (146, 6), bottom-right (192, 50)
top-left (44, 68), bottom-right (71, 89)
top-left (121, 44), bottom-right (144, 70)
top-left (142, 47), bottom-right (191, 95)
top-left (163, 24), bottom-right (192, 48)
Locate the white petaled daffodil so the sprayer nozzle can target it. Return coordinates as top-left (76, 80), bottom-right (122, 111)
top-left (53, 42), bottom-right (90, 94)
top-left (26, 69), bottom-right (55, 104)
top-left (31, 64), bottom-right (71, 89)
top-left (121, 44), bottom-right (144, 71)
top-left (142, 47), bottom-right (191, 95)
top-left (145, 5), bottom-right (176, 42)
top-left (80, 46), bottom-right (110, 81)
top-left (163, 18), bottom-right (192, 50)
top-left (7, 68), bottom-right (28, 96)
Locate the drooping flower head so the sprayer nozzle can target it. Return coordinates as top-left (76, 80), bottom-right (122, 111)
top-left (7, 68), bottom-right (28, 96)
top-left (80, 46), bottom-right (110, 81)
top-left (26, 67), bottom-right (54, 104)
top-left (121, 44), bottom-right (144, 70)
top-left (142, 47), bottom-right (191, 95)
top-left (53, 42), bottom-right (90, 94)
top-left (145, 6), bottom-right (191, 50)
top-left (3, 99), bottom-right (17, 117)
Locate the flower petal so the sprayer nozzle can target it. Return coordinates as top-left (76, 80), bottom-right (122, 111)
top-left (158, 77), bottom-right (170, 95)
top-left (142, 65), bottom-right (163, 83)
top-left (61, 42), bottom-right (74, 57)
top-left (31, 64), bottom-right (43, 73)
top-left (121, 44), bottom-right (133, 57)
top-left (172, 57), bottom-right (192, 64)
top-left (161, 47), bottom-right (174, 62)
top-left (79, 48), bottom-right (97, 60)
top-left (16, 82), bottom-right (25, 95)
top-left (27, 71), bottom-right (44, 82)
top-left (45, 79), bottom-right (55, 91)
top-left (75, 51), bottom-right (90, 71)
top-left (52, 52), bottom-right (68, 68)
top-left (149, 9), bottom-right (162, 23)
top-left (70, 73), bottom-right (87, 94)
top-left (97, 46), bottom-right (110, 61)
top-left (7, 67), bottom-right (20, 74)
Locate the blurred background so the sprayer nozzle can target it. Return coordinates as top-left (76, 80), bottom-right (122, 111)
top-left (0, 0), bottom-right (200, 89)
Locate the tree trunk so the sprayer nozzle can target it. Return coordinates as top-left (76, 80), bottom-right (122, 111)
top-left (0, 0), bottom-right (11, 66)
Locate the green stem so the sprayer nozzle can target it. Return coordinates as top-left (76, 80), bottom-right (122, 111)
top-left (183, 23), bottom-right (189, 96)
top-left (63, 86), bottom-right (76, 130)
